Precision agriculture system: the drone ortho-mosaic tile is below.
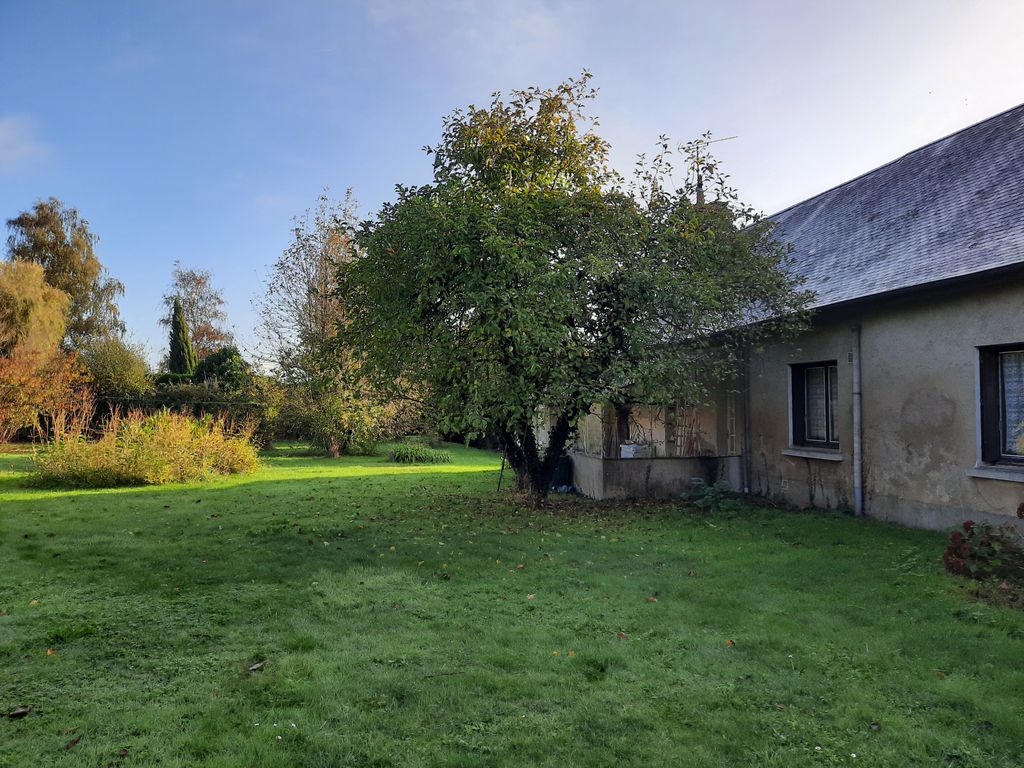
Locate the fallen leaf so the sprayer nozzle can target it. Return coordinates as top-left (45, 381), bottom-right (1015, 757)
top-left (568, 650), bottom-right (576, 657)
top-left (616, 631), bottom-right (629, 640)
top-left (7, 705), bottom-right (32, 719)
top-left (46, 648), bottom-right (56, 656)
top-left (29, 599), bottom-right (39, 607)
top-left (644, 596), bottom-right (658, 603)
top-left (63, 736), bottom-right (81, 750)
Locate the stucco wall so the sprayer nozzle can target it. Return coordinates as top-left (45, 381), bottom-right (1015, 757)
top-left (572, 452), bottom-right (742, 499)
top-left (747, 280), bottom-right (1024, 530)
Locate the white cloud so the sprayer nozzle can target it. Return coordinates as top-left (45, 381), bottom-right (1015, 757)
top-left (0, 115), bottom-right (50, 172)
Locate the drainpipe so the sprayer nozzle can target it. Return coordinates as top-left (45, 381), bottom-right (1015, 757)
top-left (742, 350), bottom-right (752, 494)
top-left (851, 325), bottom-right (864, 515)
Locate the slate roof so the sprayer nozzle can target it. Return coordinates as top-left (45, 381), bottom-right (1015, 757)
top-left (770, 103), bottom-right (1024, 308)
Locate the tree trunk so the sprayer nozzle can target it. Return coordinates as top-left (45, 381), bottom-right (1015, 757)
top-left (500, 413), bottom-right (575, 506)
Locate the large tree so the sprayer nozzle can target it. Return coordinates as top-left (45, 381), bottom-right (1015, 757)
top-left (5, 197), bottom-right (124, 346)
top-left (0, 261), bottom-right (84, 442)
top-left (255, 191), bottom-right (356, 384)
top-left (341, 75), bottom-right (810, 500)
top-left (160, 262), bottom-right (232, 359)
top-left (256, 191), bottom-right (401, 456)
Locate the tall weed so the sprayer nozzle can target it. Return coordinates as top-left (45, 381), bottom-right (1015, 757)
top-left (33, 409), bottom-right (259, 487)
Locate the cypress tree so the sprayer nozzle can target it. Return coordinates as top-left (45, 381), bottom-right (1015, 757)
top-left (168, 296), bottom-right (197, 375)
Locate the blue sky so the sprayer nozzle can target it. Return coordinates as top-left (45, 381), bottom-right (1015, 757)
top-left (2, 0), bottom-right (1023, 363)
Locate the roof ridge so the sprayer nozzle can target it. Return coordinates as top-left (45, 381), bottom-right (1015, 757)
top-left (766, 101), bottom-right (1024, 221)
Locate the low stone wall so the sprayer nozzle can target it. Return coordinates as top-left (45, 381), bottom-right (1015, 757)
top-left (571, 452), bottom-right (742, 500)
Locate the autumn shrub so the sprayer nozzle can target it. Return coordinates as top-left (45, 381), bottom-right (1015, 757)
top-left (943, 519), bottom-right (1024, 583)
top-left (33, 409), bottom-right (259, 487)
top-left (0, 351), bottom-right (88, 441)
top-left (388, 443), bottom-right (453, 464)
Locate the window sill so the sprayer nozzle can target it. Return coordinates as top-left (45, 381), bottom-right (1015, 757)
top-left (782, 447), bottom-right (843, 462)
top-left (966, 464), bottom-right (1024, 483)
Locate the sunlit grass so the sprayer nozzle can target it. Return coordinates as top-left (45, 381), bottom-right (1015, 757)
top-left (1, 443), bottom-right (1022, 766)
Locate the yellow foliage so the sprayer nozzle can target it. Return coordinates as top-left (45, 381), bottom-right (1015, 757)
top-left (0, 261), bottom-right (70, 356)
top-left (34, 409), bottom-right (259, 487)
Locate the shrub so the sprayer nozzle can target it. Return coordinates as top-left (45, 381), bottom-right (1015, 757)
top-left (153, 372), bottom-right (193, 387)
top-left (33, 409), bottom-right (259, 487)
top-left (943, 519), bottom-right (1024, 583)
top-left (0, 351), bottom-right (88, 441)
top-left (80, 335), bottom-right (152, 399)
top-left (681, 477), bottom-right (742, 512)
top-left (112, 375), bottom-right (279, 448)
top-left (388, 443), bottom-right (453, 464)
top-left (193, 345), bottom-right (252, 389)
top-left (275, 382), bottom-right (399, 457)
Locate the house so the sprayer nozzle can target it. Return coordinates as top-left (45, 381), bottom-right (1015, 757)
top-left (567, 103), bottom-right (1024, 531)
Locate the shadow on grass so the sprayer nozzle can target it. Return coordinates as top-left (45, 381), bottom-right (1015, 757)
top-left (1, 465), bottom-right (514, 594)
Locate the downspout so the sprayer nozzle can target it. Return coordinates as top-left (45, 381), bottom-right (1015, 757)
top-left (742, 350), bottom-right (752, 494)
top-left (851, 325), bottom-right (864, 515)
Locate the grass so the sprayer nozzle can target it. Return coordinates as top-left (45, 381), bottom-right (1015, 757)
top-left (2, 442), bottom-right (1023, 766)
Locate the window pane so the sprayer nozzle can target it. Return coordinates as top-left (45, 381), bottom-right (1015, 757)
top-left (1001, 351), bottom-right (1024, 455)
top-left (805, 367), bottom-right (827, 441)
top-left (828, 365), bottom-right (838, 442)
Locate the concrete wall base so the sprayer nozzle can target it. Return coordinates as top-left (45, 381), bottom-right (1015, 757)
top-left (571, 453), bottom-right (743, 500)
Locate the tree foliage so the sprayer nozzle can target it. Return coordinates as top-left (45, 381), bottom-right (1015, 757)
top-left (168, 297), bottom-right (197, 376)
top-left (255, 191), bottom-right (356, 384)
top-left (5, 197), bottom-right (124, 346)
top-left (341, 74), bottom-right (810, 500)
top-left (160, 261), bottom-right (233, 359)
top-left (0, 261), bottom-right (70, 356)
top-left (256, 191), bottom-right (404, 455)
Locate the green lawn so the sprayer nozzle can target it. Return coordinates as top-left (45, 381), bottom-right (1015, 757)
top-left (2, 444), bottom-right (1023, 767)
